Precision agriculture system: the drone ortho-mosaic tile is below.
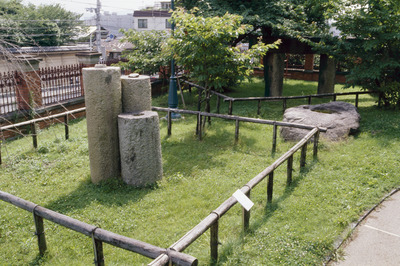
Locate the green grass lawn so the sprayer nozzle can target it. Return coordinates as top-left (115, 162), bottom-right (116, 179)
top-left (1, 79), bottom-right (399, 265)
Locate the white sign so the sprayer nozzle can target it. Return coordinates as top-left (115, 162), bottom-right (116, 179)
top-left (233, 189), bottom-right (254, 211)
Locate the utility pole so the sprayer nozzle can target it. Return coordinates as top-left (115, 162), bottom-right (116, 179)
top-left (87, 0), bottom-right (105, 60)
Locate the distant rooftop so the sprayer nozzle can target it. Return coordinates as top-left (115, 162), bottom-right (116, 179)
top-left (133, 10), bottom-right (170, 17)
top-left (5, 45), bottom-right (90, 55)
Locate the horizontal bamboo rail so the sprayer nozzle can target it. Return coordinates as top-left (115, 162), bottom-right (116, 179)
top-left (0, 107), bottom-right (86, 164)
top-left (0, 190), bottom-right (198, 266)
top-left (149, 128), bottom-right (320, 265)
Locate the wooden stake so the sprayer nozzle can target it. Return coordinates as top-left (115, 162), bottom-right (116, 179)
top-left (167, 110), bottom-right (172, 136)
top-left (267, 171), bottom-right (274, 203)
top-left (33, 211), bottom-right (47, 256)
top-left (313, 130), bottom-right (320, 159)
top-left (300, 143), bottom-right (307, 168)
top-left (235, 119), bottom-right (239, 143)
top-left (31, 123), bottom-right (37, 149)
top-left (64, 115), bottom-right (69, 140)
top-left (243, 190), bottom-right (250, 232)
top-left (272, 123), bottom-right (277, 153)
top-left (228, 100), bottom-right (233, 115)
top-left (210, 220), bottom-right (219, 262)
top-left (287, 155), bottom-right (293, 186)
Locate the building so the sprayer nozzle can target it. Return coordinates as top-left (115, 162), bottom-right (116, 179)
top-left (132, 10), bottom-right (171, 31)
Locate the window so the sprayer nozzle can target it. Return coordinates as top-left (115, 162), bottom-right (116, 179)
top-left (165, 19), bottom-right (172, 29)
top-left (138, 19), bottom-right (147, 28)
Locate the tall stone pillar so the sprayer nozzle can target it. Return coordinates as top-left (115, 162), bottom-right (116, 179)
top-left (264, 53), bottom-right (285, 96)
top-left (118, 74), bottom-right (163, 187)
top-left (318, 54), bottom-right (336, 94)
top-left (83, 65), bottom-right (122, 184)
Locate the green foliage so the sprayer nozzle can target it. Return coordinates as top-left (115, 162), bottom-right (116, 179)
top-left (118, 29), bottom-right (171, 78)
top-left (333, 0), bottom-right (400, 105)
top-left (168, 8), bottom-right (279, 91)
top-left (0, 1), bottom-right (83, 46)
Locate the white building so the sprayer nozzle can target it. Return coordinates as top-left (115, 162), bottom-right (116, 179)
top-left (85, 12), bottom-right (134, 37)
top-left (132, 10), bottom-right (171, 31)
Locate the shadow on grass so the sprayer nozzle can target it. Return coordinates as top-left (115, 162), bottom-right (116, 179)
top-left (216, 159), bottom-right (318, 265)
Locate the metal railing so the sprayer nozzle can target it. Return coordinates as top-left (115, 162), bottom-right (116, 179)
top-left (0, 71), bottom-right (19, 114)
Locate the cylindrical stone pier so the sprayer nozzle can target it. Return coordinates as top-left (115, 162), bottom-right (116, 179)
top-left (83, 65), bottom-right (122, 184)
top-left (121, 74), bottom-right (152, 113)
top-left (118, 111), bottom-right (163, 187)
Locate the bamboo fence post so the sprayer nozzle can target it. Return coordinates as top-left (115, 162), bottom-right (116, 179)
top-left (267, 171), bottom-right (274, 203)
top-left (167, 110), bottom-right (172, 136)
top-left (313, 130), bottom-right (320, 159)
top-left (235, 119), bottom-right (239, 143)
top-left (228, 100), bottom-right (233, 115)
top-left (198, 113), bottom-right (202, 141)
top-left (64, 115), bottom-right (69, 140)
top-left (92, 230), bottom-right (105, 266)
top-left (272, 123), bottom-right (277, 153)
top-left (33, 211), bottom-right (47, 256)
top-left (282, 99), bottom-right (287, 112)
top-left (31, 122), bottom-right (38, 149)
top-left (243, 190), bottom-right (250, 232)
top-left (197, 89), bottom-right (202, 112)
top-left (257, 100), bottom-right (261, 115)
top-left (355, 94), bottom-right (359, 108)
top-left (300, 143), bottom-right (307, 168)
top-left (287, 155), bottom-right (293, 186)
top-left (216, 95), bottom-right (221, 114)
top-left (210, 220), bottom-right (219, 262)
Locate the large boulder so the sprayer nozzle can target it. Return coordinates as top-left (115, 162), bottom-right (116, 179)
top-left (280, 101), bottom-right (361, 141)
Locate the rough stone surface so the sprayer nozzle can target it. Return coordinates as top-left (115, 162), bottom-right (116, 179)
top-left (280, 101), bottom-right (360, 141)
top-left (121, 75), bottom-right (151, 113)
top-left (118, 111), bottom-right (163, 187)
top-left (83, 65), bottom-right (122, 184)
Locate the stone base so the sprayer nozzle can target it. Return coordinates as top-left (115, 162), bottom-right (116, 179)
top-left (118, 111), bottom-right (163, 187)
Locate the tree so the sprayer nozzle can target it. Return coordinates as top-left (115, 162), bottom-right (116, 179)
top-left (168, 8), bottom-right (279, 113)
top-left (0, 0), bottom-right (83, 46)
top-left (177, 0), bottom-right (336, 96)
top-left (334, 0), bottom-right (400, 106)
top-left (118, 29), bottom-right (171, 82)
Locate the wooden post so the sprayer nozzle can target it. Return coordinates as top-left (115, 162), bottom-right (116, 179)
top-left (216, 95), bottom-right (221, 114)
top-left (64, 115), bottom-right (69, 140)
top-left (308, 96), bottom-right (312, 105)
top-left (210, 220), bottom-right (219, 262)
top-left (267, 171), bottom-right (274, 203)
top-left (235, 119), bottom-right (239, 143)
top-left (257, 100), bottom-right (261, 115)
top-left (198, 113), bottom-right (202, 141)
top-left (228, 100), bottom-right (233, 115)
top-left (282, 98), bottom-right (287, 112)
top-left (31, 122), bottom-right (38, 149)
top-left (287, 155), bottom-right (293, 186)
top-left (92, 228), bottom-right (105, 266)
top-left (378, 92), bottom-right (382, 107)
top-left (300, 143), bottom-right (307, 168)
top-left (355, 94), bottom-right (359, 108)
top-left (313, 130), bottom-right (320, 159)
top-left (333, 94), bottom-right (337, 101)
top-left (243, 190), bottom-right (250, 232)
top-left (33, 212), bottom-right (47, 256)
top-left (272, 123), bottom-right (277, 153)
top-left (167, 110), bottom-right (172, 136)
top-left (197, 89), bottom-right (202, 112)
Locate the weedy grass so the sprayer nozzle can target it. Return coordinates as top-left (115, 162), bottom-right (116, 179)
top-left (1, 79), bottom-right (399, 265)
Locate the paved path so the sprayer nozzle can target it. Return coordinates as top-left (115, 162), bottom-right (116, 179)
top-left (330, 190), bottom-right (400, 265)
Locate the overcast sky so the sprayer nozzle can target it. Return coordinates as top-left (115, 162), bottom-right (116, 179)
top-left (22, 0), bottom-right (158, 18)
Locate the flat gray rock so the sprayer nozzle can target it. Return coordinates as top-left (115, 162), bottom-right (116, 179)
top-left (281, 101), bottom-right (361, 141)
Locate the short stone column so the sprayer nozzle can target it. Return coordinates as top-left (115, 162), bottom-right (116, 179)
top-left (118, 74), bottom-right (163, 187)
top-left (83, 65), bottom-right (122, 184)
top-left (121, 74), bottom-right (152, 113)
top-left (118, 111), bottom-right (163, 187)
top-left (15, 56), bottom-right (42, 110)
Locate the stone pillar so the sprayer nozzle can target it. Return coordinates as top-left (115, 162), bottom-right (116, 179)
top-left (264, 53), bottom-right (285, 96)
top-left (304, 54), bottom-right (314, 72)
top-left (121, 74), bottom-right (152, 113)
top-left (118, 74), bottom-right (163, 187)
top-left (118, 111), bottom-right (163, 187)
top-left (83, 65), bottom-right (122, 184)
top-left (318, 54), bottom-right (336, 94)
top-left (15, 56), bottom-right (42, 110)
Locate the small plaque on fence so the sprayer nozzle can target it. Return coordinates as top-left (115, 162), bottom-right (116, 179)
top-left (233, 190), bottom-right (254, 211)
